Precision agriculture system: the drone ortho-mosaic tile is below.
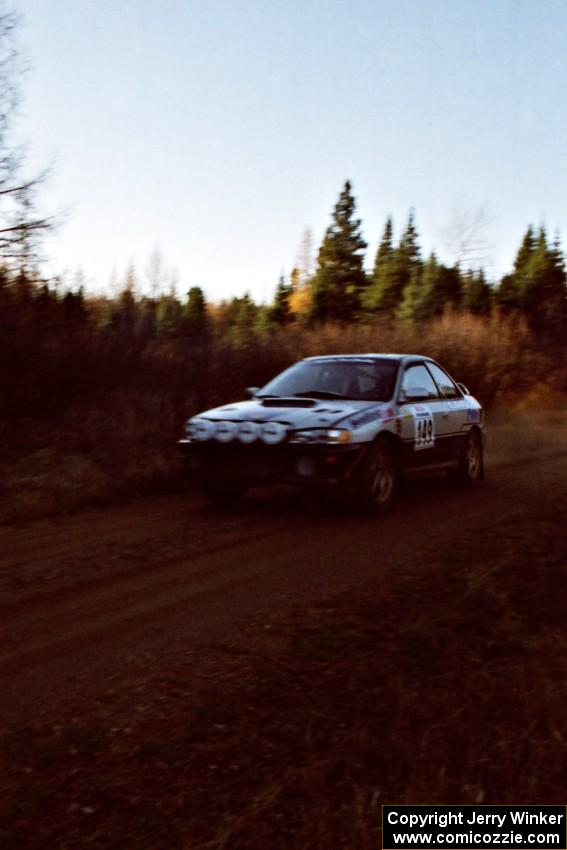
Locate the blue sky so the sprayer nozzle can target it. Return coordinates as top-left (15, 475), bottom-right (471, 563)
top-left (14, 0), bottom-right (567, 301)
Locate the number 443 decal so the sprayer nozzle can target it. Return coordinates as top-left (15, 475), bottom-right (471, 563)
top-left (414, 410), bottom-right (435, 450)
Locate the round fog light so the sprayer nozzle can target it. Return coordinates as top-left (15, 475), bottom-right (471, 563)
top-left (215, 420), bottom-right (237, 442)
top-left (192, 419), bottom-right (215, 441)
top-left (261, 421), bottom-right (286, 445)
top-left (238, 421), bottom-right (259, 443)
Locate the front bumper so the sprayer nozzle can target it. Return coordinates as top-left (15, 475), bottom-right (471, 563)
top-left (178, 439), bottom-right (366, 486)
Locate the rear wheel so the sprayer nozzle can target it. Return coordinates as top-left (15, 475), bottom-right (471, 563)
top-left (452, 429), bottom-right (484, 486)
top-left (354, 440), bottom-right (397, 515)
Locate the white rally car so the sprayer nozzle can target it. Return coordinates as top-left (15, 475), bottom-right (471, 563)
top-left (178, 354), bottom-right (484, 514)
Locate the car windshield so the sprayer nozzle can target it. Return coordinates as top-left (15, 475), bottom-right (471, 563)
top-left (258, 358), bottom-right (399, 402)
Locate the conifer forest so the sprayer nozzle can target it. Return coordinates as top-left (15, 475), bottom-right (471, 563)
top-left (0, 9), bottom-right (566, 519)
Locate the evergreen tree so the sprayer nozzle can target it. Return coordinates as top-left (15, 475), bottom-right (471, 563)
top-left (399, 254), bottom-right (464, 322)
top-left (373, 216), bottom-right (394, 274)
top-left (514, 225), bottom-right (537, 274)
top-left (399, 210), bottom-right (421, 269)
top-left (396, 266), bottom-right (422, 323)
top-left (497, 225), bottom-right (536, 312)
top-left (435, 264), bottom-right (463, 313)
top-left (521, 229), bottom-right (566, 333)
top-left (62, 287), bottom-right (87, 330)
top-left (111, 275), bottom-right (138, 336)
top-left (310, 181), bottom-right (368, 322)
top-left (362, 217), bottom-right (394, 312)
top-left (363, 212), bottom-right (422, 315)
top-left (269, 274), bottom-right (293, 324)
top-left (497, 226), bottom-right (566, 333)
top-left (463, 270), bottom-right (492, 316)
top-left (227, 293), bottom-right (259, 344)
top-left (156, 290), bottom-right (184, 338)
top-left (409, 252), bottom-right (440, 321)
top-left (184, 286), bottom-right (209, 332)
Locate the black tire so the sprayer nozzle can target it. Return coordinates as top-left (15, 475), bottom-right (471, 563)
top-left (354, 440), bottom-right (397, 515)
top-left (202, 480), bottom-right (246, 508)
top-left (452, 428), bottom-right (484, 486)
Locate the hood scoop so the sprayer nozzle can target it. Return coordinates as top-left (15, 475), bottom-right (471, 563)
top-left (261, 397), bottom-right (317, 408)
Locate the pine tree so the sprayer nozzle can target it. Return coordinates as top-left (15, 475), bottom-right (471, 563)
top-left (362, 217), bottom-right (394, 312)
top-left (363, 212), bottom-right (422, 315)
top-left (396, 267), bottom-right (422, 323)
top-left (269, 275), bottom-right (293, 324)
top-left (373, 216), bottom-right (394, 273)
top-left (498, 226), bottom-right (566, 334)
top-left (410, 252), bottom-right (440, 321)
top-left (497, 225), bottom-right (536, 312)
top-left (521, 228), bottom-right (566, 334)
top-left (310, 181), bottom-right (368, 322)
top-left (463, 270), bottom-right (492, 316)
top-left (399, 210), bottom-right (421, 269)
top-left (156, 290), bottom-right (184, 338)
top-left (435, 264), bottom-right (463, 313)
top-left (400, 254), bottom-right (464, 321)
top-left (227, 293), bottom-right (259, 345)
top-left (110, 268), bottom-right (138, 336)
top-left (185, 286), bottom-right (209, 332)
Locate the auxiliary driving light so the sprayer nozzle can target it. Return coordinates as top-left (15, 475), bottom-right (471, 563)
top-left (260, 421), bottom-right (286, 445)
top-left (238, 421), bottom-right (260, 443)
top-left (214, 420), bottom-right (237, 442)
top-left (190, 419), bottom-right (215, 441)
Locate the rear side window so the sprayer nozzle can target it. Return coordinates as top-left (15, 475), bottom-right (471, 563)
top-left (426, 362), bottom-right (461, 399)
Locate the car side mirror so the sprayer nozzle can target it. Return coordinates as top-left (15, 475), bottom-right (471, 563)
top-left (457, 382), bottom-right (470, 395)
top-left (246, 386), bottom-right (260, 398)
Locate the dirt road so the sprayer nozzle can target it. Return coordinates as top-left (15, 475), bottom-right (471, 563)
top-left (1, 412), bottom-right (566, 726)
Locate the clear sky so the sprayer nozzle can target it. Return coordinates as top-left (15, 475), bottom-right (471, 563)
top-left (13, 0), bottom-right (567, 302)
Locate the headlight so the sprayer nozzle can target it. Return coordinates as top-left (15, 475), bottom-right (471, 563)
top-left (290, 428), bottom-right (352, 444)
top-left (188, 418), bottom-right (215, 441)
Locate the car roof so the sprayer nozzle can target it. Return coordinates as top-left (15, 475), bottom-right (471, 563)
top-left (303, 354), bottom-right (431, 366)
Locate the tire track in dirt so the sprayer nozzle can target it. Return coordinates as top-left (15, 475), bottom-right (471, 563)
top-left (1, 434), bottom-right (566, 723)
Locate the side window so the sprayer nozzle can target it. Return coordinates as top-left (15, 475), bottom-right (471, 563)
top-left (401, 365), bottom-right (439, 400)
top-left (426, 363), bottom-right (461, 399)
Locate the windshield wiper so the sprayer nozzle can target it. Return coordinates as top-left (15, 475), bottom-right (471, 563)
top-left (256, 393), bottom-right (280, 399)
top-left (293, 390), bottom-right (351, 400)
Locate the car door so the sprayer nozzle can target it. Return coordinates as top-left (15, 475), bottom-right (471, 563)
top-left (398, 363), bottom-right (445, 468)
top-left (424, 361), bottom-right (468, 464)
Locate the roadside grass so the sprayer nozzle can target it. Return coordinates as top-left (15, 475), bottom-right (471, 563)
top-left (2, 311), bottom-right (566, 523)
top-left (2, 401), bottom-right (566, 525)
top-left (2, 489), bottom-right (567, 849)
top-left (0, 393), bottom-right (182, 523)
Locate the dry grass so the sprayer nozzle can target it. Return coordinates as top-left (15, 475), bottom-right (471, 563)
top-left (1, 312), bottom-right (564, 522)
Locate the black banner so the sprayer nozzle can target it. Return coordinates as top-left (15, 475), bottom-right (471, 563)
top-left (382, 806), bottom-right (567, 850)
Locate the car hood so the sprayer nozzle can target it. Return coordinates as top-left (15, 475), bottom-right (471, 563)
top-left (196, 397), bottom-right (390, 430)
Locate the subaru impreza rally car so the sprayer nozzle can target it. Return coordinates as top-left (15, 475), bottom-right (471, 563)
top-left (178, 354), bottom-right (484, 513)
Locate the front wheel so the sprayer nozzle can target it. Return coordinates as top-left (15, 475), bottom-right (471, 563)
top-left (452, 429), bottom-right (484, 486)
top-left (354, 441), bottom-right (397, 515)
